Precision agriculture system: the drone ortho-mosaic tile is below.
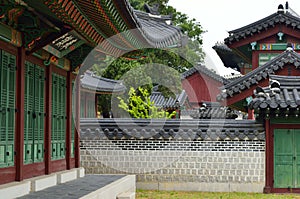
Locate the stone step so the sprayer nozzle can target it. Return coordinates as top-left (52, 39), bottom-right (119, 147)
top-left (18, 174), bottom-right (136, 199)
top-left (0, 168), bottom-right (85, 199)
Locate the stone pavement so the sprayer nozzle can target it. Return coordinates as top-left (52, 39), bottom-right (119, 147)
top-left (18, 175), bottom-right (125, 199)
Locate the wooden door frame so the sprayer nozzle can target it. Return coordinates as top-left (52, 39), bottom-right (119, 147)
top-left (0, 40), bottom-right (17, 184)
top-left (265, 122), bottom-right (300, 193)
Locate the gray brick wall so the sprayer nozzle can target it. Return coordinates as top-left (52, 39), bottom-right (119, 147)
top-left (80, 119), bottom-right (265, 192)
top-left (81, 140), bottom-right (265, 184)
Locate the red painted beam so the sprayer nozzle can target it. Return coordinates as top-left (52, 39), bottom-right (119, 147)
top-left (0, 167), bottom-right (15, 184)
top-left (228, 26), bottom-right (282, 49)
top-left (23, 162), bottom-right (45, 179)
top-left (50, 159), bottom-right (67, 173)
top-left (15, 47), bottom-right (25, 181)
top-left (228, 25), bottom-right (300, 49)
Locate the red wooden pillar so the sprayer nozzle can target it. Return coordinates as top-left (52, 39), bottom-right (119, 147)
top-left (95, 94), bottom-right (98, 118)
top-left (45, 65), bottom-right (52, 174)
top-left (66, 72), bottom-right (72, 169)
top-left (15, 47), bottom-right (25, 181)
top-left (252, 51), bottom-right (259, 70)
top-left (75, 77), bottom-right (80, 168)
top-left (248, 109), bottom-right (255, 120)
top-left (264, 118), bottom-right (271, 193)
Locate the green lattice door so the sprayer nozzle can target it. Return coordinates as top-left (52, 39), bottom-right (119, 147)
top-left (274, 129), bottom-right (300, 188)
top-left (24, 62), bottom-right (45, 164)
top-left (0, 50), bottom-right (16, 168)
top-left (51, 73), bottom-right (66, 160)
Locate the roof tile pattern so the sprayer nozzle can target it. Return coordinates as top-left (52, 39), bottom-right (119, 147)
top-left (250, 75), bottom-right (300, 110)
top-left (182, 65), bottom-right (229, 84)
top-left (213, 43), bottom-right (244, 70)
top-left (190, 102), bottom-right (239, 119)
top-left (133, 10), bottom-right (183, 48)
top-left (81, 71), bottom-right (126, 93)
top-left (217, 49), bottom-right (300, 101)
top-left (225, 11), bottom-right (300, 45)
top-left (150, 90), bottom-right (187, 109)
top-left (80, 118), bottom-right (265, 141)
top-left (40, 0), bottom-right (184, 56)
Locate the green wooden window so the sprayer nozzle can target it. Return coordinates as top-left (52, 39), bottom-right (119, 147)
top-left (24, 62), bottom-right (45, 164)
top-left (0, 50), bottom-right (16, 168)
top-left (274, 129), bottom-right (300, 188)
top-left (258, 53), bottom-right (279, 66)
top-left (51, 73), bottom-right (66, 160)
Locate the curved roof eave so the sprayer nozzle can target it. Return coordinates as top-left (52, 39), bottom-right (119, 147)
top-left (225, 11), bottom-right (300, 45)
top-left (38, 0), bottom-right (184, 54)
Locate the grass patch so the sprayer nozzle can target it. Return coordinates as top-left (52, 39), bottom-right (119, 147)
top-left (136, 190), bottom-right (300, 199)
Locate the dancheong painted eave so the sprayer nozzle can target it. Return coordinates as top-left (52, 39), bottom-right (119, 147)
top-left (22, 0), bottom-right (185, 56)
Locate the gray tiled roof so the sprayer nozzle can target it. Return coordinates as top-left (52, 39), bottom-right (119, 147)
top-left (133, 10), bottom-right (186, 48)
top-left (190, 102), bottom-right (239, 119)
top-left (81, 71), bottom-right (126, 93)
top-left (182, 65), bottom-right (229, 84)
top-left (212, 43), bottom-right (244, 71)
top-left (225, 10), bottom-right (300, 45)
top-left (217, 48), bottom-right (300, 101)
top-left (249, 75), bottom-right (300, 110)
top-left (150, 90), bottom-right (187, 109)
top-left (223, 73), bottom-right (243, 81)
top-left (80, 118), bottom-right (265, 141)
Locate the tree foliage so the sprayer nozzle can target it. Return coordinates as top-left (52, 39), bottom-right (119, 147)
top-left (118, 87), bottom-right (176, 119)
top-left (92, 0), bottom-right (205, 78)
top-left (92, 0), bottom-right (205, 116)
top-left (129, 0), bottom-right (204, 45)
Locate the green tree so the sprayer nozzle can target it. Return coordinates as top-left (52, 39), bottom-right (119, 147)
top-left (92, 0), bottom-right (205, 78)
top-left (118, 87), bottom-right (176, 119)
top-left (92, 0), bottom-right (205, 115)
top-left (130, 0), bottom-right (204, 45)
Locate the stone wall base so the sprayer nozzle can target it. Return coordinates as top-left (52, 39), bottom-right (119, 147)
top-left (137, 182), bottom-right (264, 193)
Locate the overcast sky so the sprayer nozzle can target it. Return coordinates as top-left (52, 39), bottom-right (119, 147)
top-left (168, 0), bottom-right (300, 75)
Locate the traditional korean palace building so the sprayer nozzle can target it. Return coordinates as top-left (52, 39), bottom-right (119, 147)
top-left (0, 0), bottom-right (184, 190)
top-left (215, 3), bottom-right (300, 117)
top-left (181, 64), bottom-right (230, 108)
top-left (214, 2), bottom-right (300, 193)
top-left (250, 74), bottom-right (300, 193)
